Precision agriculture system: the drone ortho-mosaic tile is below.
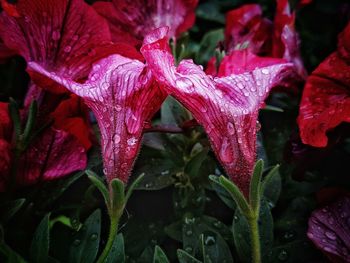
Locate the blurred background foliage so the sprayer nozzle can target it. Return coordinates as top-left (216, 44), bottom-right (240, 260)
top-left (1, 0), bottom-right (350, 262)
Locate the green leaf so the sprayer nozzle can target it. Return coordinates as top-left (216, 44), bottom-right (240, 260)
top-left (30, 214), bottom-right (50, 263)
top-left (105, 233), bottom-right (125, 263)
top-left (164, 221), bottom-right (182, 242)
top-left (161, 96), bottom-right (190, 126)
top-left (110, 179), bottom-right (125, 213)
top-left (232, 200), bottom-right (273, 262)
top-left (177, 249), bottom-right (202, 263)
top-left (22, 100), bottom-right (37, 143)
top-left (0, 242), bottom-right (27, 263)
top-left (195, 29), bottom-right (224, 65)
top-left (86, 170), bottom-right (109, 206)
top-left (182, 216), bottom-right (233, 262)
top-left (69, 210), bottom-right (101, 263)
top-left (153, 246), bottom-right (170, 263)
top-left (196, 2), bottom-right (225, 24)
top-left (261, 165), bottom-right (281, 207)
top-left (217, 176), bottom-right (251, 217)
top-left (249, 160), bottom-right (264, 213)
top-left (200, 231), bottom-right (233, 263)
top-left (0, 198), bottom-right (25, 223)
top-left (184, 149), bottom-right (208, 179)
top-left (210, 176), bottom-right (236, 210)
top-left (8, 98), bottom-right (22, 138)
top-left (125, 173), bottom-right (144, 201)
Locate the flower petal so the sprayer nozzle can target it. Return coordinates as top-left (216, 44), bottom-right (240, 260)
top-left (0, 139), bottom-right (11, 192)
top-left (0, 0), bottom-right (141, 92)
top-left (16, 128), bottom-right (87, 186)
top-left (308, 197), bottom-right (350, 262)
top-left (28, 52), bottom-right (167, 183)
top-left (142, 27), bottom-right (294, 196)
top-left (51, 95), bottom-right (93, 150)
top-left (93, 0), bottom-right (198, 45)
top-left (225, 4), bottom-right (273, 54)
top-left (273, 0), bottom-right (307, 78)
top-left (298, 52), bottom-right (350, 147)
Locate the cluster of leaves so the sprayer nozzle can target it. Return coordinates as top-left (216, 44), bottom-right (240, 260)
top-left (1, 0), bottom-right (350, 262)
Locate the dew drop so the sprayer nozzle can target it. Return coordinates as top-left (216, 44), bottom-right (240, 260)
top-left (277, 250), bottom-right (288, 261)
top-left (115, 104), bottom-right (122, 112)
top-left (227, 122), bottom-right (235, 135)
top-left (113, 134), bottom-right (121, 144)
top-left (52, 30), bottom-right (61, 41)
top-left (325, 231), bottom-right (337, 241)
top-left (64, 46), bottom-right (72, 53)
top-left (186, 230), bottom-right (193, 236)
top-left (219, 137), bottom-right (233, 164)
top-left (90, 233), bottom-right (98, 240)
top-left (204, 234), bottom-right (216, 246)
top-left (73, 239), bottom-right (81, 246)
top-left (261, 68), bottom-right (269, 75)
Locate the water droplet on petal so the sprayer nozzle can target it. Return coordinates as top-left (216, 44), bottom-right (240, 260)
top-left (261, 68), bottom-right (269, 75)
top-left (227, 122), bottom-right (235, 135)
top-left (113, 134), bottom-right (121, 144)
top-left (52, 30), bottom-right (61, 41)
top-left (64, 46), bottom-right (72, 53)
top-left (325, 231), bottom-right (337, 240)
top-left (219, 137), bottom-right (233, 164)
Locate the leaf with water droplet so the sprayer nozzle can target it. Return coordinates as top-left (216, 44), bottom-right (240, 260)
top-left (30, 214), bottom-right (50, 263)
top-left (68, 210), bottom-right (101, 263)
top-left (153, 245), bottom-right (170, 263)
top-left (105, 233), bottom-right (125, 263)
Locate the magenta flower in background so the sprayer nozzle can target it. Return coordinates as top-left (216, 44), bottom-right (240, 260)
top-left (308, 196), bottom-right (350, 263)
top-left (209, 0), bottom-right (307, 79)
top-left (28, 36), bottom-right (167, 183)
top-left (0, 102), bottom-right (87, 191)
top-left (142, 27), bottom-right (296, 197)
top-left (0, 0), bottom-right (141, 104)
top-left (93, 0), bottom-right (198, 47)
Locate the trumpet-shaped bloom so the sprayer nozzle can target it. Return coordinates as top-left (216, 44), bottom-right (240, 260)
top-left (298, 23), bottom-right (350, 147)
top-left (141, 27), bottom-right (295, 196)
top-left (308, 197), bottom-right (350, 262)
top-left (28, 49), bottom-right (167, 183)
top-left (93, 0), bottom-right (198, 46)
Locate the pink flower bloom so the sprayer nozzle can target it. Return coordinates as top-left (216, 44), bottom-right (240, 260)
top-left (141, 27), bottom-right (295, 197)
top-left (28, 33), bottom-right (167, 182)
top-left (308, 196), bottom-right (350, 262)
top-left (298, 23), bottom-right (350, 147)
top-left (93, 0), bottom-right (198, 47)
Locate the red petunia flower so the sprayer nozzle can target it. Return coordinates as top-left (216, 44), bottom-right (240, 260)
top-left (93, 0), bottom-right (198, 47)
top-left (221, 0), bottom-right (307, 79)
top-left (0, 102), bottom-right (87, 191)
top-left (308, 196), bottom-right (350, 262)
top-left (141, 27), bottom-right (295, 197)
top-left (28, 30), bottom-right (168, 183)
top-left (298, 22), bottom-right (350, 147)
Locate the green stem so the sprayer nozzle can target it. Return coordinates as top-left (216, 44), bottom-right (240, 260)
top-left (247, 214), bottom-right (261, 263)
top-left (96, 214), bottom-right (119, 263)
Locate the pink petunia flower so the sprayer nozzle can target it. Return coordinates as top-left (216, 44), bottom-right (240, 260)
top-left (141, 27), bottom-right (295, 197)
top-left (27, 31), bottom-right (168, 183)
top-left (93, 0), bottom-right (198, 47)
